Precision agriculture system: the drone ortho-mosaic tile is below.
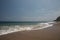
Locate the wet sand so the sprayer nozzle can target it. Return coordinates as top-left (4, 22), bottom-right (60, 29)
top-left (0, 22), bottom-right (60, 40)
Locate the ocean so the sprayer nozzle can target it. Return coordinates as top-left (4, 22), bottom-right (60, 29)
top-left (0, 21), bottom-right (55, 35)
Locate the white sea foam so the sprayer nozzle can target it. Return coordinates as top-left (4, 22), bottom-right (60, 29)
top-left (0, 22), bottom-right (55, 36)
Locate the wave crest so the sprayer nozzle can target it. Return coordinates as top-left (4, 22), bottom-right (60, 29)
top-left (0, 22), bottom-right (55, 35)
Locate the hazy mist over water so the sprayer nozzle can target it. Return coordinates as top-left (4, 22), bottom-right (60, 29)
top-left (0, 0), bottom-right (60, 21)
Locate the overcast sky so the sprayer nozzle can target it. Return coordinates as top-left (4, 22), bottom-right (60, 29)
top-left (0, 0), bottom-right (60, 21)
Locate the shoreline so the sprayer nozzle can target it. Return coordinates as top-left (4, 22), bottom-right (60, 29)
top-left (0, 22), bottom-right (60, 40)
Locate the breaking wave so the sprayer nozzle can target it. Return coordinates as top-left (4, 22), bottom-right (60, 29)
top-left (0, 22), bottom-right (55, 35)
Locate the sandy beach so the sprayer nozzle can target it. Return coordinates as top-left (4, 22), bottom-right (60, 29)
top-left (0, 22), bottom-right (60, 40)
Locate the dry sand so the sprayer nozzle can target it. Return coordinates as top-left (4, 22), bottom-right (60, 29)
top-left (0, 22), bottom-right (60, 40)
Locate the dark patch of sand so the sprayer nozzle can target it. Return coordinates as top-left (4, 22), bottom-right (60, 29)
top-left (0, 22), bottom-right (60, 40)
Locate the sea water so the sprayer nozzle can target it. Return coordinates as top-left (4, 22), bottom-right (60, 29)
top-left (0, 21), bottom-right (55, 35)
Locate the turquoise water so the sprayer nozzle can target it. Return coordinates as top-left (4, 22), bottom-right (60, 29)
top-left (0, 21), bottom-right (48, 26)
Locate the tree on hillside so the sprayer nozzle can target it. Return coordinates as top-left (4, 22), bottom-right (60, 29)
top-left (54, 16), bottom-right (60, 21)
